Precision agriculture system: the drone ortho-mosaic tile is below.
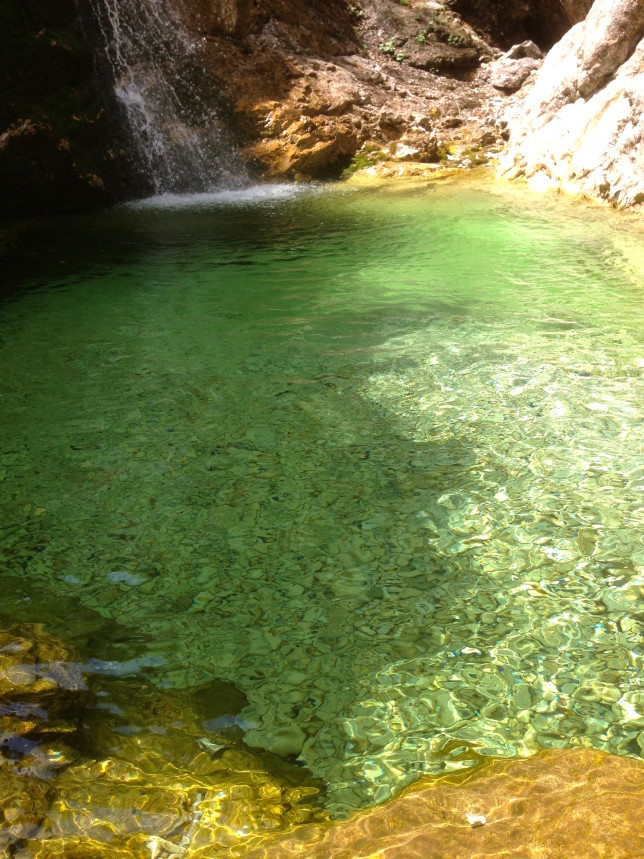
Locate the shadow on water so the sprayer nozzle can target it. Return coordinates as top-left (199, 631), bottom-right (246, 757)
top-left (0, 183), bottom-right (488, 815)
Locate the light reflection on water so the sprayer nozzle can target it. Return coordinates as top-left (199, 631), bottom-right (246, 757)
top-left (0, 180), bottom-right (643, 834)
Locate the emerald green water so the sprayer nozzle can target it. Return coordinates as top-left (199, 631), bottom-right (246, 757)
top-left (1, 180), bottom-right (644, 817)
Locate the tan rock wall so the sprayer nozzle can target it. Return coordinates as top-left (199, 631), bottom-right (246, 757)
top-left (180, 0), bottom-right (262, 36)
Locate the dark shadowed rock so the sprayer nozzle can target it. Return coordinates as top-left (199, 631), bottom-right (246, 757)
top-left (452, 0), bottom-right (592, 50)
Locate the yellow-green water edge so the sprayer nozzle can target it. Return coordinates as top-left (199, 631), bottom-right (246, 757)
top-left (1, 180), bottom-right (643, 833)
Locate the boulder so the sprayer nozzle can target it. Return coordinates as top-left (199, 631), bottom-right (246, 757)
top-left (490, 56), bottom-right (541, 91)
top-left (391, 132), bottom-right (444, 163)
top-left (504, 40), bottom-right (544, 60)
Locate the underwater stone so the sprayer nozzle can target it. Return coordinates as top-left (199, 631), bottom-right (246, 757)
top-left (106, 571), bottom-right (147, 586)
top-left (241, 749), bottom-right (644, 858)
top-left (246, 725), bottom-right (307, 758)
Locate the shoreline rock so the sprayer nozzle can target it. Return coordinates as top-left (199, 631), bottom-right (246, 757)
top-left (500, 0), bottom-right (644, 209)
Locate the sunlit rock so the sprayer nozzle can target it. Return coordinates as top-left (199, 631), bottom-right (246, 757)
top-left (241, 748), bottom-right (644, 858)
top-left (501, 0), bottom-right (644, 208)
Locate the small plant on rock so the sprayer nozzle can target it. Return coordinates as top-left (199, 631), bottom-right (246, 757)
top-left (428, 10), bottom-right (448, 27)
top-left (379, 38), bottom-right (396, 55)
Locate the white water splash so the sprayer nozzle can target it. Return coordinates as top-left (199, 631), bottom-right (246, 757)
top-left (127, 184), bottom-right (322, 210)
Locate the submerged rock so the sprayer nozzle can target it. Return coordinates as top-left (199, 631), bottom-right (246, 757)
top-left (0, 621), bottom-right (327, 858)
top-left (500, 0), bottom-right (644, 208)
top-left (242, 748), bottom-right (644, 858)
top-left (0, 624), bottom-right (87, 855)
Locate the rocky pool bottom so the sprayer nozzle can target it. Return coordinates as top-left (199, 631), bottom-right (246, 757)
top-left (1, 176), bottom-right (644, 853)
top-left (1, 620), bottom-right (643, 858)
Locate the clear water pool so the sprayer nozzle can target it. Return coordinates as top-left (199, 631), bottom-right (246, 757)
top-left (1, 178), bottom-right (643, 821)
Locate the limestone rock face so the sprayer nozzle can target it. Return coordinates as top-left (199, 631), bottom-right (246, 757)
top-left (500, 0), bottom-right (644, 207)
top-left (198, 0), bottom-right (508, 181)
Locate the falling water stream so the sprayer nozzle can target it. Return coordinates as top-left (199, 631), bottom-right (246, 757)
top-left (89, 0), bottom-right (246, 192)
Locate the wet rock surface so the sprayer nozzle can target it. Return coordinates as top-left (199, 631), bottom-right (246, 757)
top-left (195, 0), bottom-right (508, 180)
top-left (0, 0), bottom-right (133, 217)
top-left (0, 620), bottom-right (327, 858)
top-left (242, 748), bottom-right (644, 858)
top-left (0, 623), bottom-right (85, 855)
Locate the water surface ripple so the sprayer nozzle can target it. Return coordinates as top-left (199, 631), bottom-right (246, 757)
top-left (1, 182), bottom-right (643, 816)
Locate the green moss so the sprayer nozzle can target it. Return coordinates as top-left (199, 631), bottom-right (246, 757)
top-left (342, 146), bottom-right (388, 176)
top-left (461, 147), bottom-right (489, 166)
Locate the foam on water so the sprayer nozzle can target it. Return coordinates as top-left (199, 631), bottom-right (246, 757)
top-left (128, 183), bottom-right (321, 210)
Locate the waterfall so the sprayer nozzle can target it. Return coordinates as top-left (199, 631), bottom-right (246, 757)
top-left (90, 0), bottom-right (246, 194)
